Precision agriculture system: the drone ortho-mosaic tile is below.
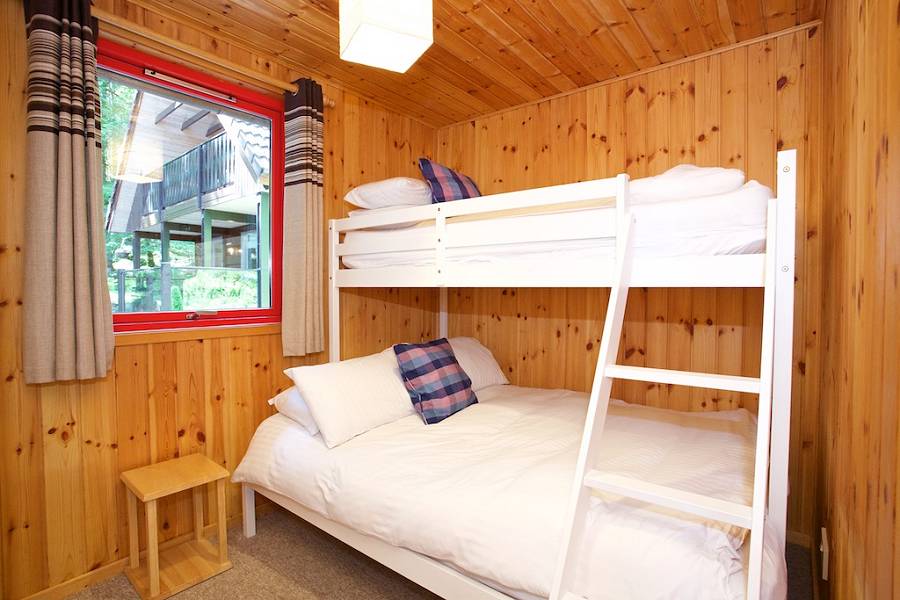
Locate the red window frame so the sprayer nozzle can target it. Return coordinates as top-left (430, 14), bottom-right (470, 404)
top-left (98, 40), bottom-right (284, 333)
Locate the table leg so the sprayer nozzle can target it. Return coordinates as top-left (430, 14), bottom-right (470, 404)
top-left (216, 479), bottom-right (227, 563)
top-left (127, 491), bottom-right (139, 569)
top-left (192, 487), bottom-right (204, 541)
top-left (146, 499), bottom-right (160, 597)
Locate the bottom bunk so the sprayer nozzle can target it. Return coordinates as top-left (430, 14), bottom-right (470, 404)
top-left (234, 384), bottom-right (787, 600)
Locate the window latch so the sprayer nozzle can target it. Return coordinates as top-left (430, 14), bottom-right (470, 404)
top-left (186, 310), bottom-right (219, 320)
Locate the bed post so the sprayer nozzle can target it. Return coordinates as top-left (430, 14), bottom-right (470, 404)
top-left (242, 485), bottom-right (257, 538)
top-left (435, 204), bottom-right (449, 339)
top-left (769, 149), bottom-right (797, 552)
top-left (614, 173), bottom-right (629, 264)
top-left (329, 219), bottom-right (341, 362)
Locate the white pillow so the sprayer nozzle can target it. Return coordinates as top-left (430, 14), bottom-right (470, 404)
top-left (283, 348), bottom-right (414, 448)
top-left (268, 387), bottom-right (318, 435)
top-left (629, 164), bottom-right (745, 204)
top-left (344, 177), bottom-right (433, 209)
top-left (347, 207), bottom-right (423, 230)
top-left (448, 337), bottom-right (508, 392)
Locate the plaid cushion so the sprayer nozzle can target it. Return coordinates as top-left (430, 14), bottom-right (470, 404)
top-left (417, 158), bottom-right (481, 202)
top-left (393, 338), bottom-right (477, 424)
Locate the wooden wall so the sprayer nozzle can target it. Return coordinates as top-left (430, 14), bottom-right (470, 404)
top-left (9, 0), bottom-right (894, 597)
top-left (0, 2), bottom-right (436, 598)
top-left (818, 0), bottom-right (899, 598)
top-left (436, 26), bottom-right (823, 542)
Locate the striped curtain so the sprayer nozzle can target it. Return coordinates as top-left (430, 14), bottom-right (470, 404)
top-left (22, 0), bottom-right (114, 383)
top-left (282, 79), bottom-right (324, 356)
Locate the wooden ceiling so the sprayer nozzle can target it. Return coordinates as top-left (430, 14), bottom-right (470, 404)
top-left (103, 1), bottom-right (824, 127)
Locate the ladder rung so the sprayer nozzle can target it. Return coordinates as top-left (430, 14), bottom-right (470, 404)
top-left (583, 471), bottom-right (753, 528)
top-left (605, 365), bottom-right (760, 393)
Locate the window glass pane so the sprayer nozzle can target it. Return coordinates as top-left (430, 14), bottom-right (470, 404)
top-left (99, 70), bottom-right (272, 315)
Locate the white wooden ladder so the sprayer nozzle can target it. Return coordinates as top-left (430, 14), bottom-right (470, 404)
top-left (549, 209), bottom-right (779, 600)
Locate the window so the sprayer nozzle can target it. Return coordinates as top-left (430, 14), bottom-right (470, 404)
top-left (98, 42), bottom-right (283, 332)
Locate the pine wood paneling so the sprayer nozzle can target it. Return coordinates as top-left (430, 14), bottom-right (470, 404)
top-left (4, 0), bottom-right (893, 597)
top-left (436, 28), bottom-right (823, 539)
top-left (0, 5), bottom-right (436, 596)
top-left (819, 1), bottom-right (899, 598)
top-left (0, 4), bottom-right (50, 598)
top-left (91, 0), bottom-right (825, 127)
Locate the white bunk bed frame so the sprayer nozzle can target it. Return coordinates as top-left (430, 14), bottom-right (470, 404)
top-left (242, 149), bottom-right (797, 600)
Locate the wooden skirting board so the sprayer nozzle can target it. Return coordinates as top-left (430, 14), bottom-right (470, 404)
top-left (21, 506), bottom-right (274, 600)
top-left (20, 561), bottom-right (128, 600)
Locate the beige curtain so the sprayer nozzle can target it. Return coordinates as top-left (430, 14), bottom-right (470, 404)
top-left (22, 0), bottom-right (114, 383)
top-left (281, 79), bottom-right (324, 356)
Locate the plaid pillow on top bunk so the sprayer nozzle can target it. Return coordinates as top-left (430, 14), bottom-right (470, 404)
top-left (417, 158), bottom-right (481, 202)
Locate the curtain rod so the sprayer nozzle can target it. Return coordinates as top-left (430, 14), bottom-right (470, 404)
top-left (92, 7), bottom-right (336, 108)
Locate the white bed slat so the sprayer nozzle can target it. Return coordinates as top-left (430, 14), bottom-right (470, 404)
top-left (439, 180), bottom-right (617, 218)
top-left (335, 178), bottom-right (619, 233)
top-left (339, 219), bottom-right (616, 257)
top-left (335, 204), bottom-right (437, 232)
top-left (628, 255), bottom-right (765, 287)
top-left (582, 472), bottom-right (753, 528)
top-left (444, 217), bottom-right (616, 249)
top-left (335, 255), bottom-right (766, 288)
top-left (605, 365), bottom-right (761, 393)
top-left (335, 266), bottom-right (441, 287)
top-left (337, 233), bottom-right (438, 256)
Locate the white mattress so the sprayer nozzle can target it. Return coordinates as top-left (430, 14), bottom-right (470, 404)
top-left (341, 181), bottom-right (772, 269)
top-left (233, 385), bottom-right (787, 599)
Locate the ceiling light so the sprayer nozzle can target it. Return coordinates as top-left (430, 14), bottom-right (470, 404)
top-left (339, 0), bottom-right (433, 73)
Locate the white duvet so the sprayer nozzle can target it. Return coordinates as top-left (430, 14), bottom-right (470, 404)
top-left (233, 385), bottom-right (787, 599)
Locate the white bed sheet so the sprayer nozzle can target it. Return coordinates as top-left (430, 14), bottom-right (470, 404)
top-left (341, 181), bottom-right (772, 269)
top-left (233, 385), bottom-right (787, 599)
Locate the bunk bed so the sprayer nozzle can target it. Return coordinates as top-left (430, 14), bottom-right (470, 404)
top-left (236, 150), bottom-right (797, 600)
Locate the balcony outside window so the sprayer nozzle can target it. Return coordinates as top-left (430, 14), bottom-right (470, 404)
top-left (100, 70), bottom-right (273, 319)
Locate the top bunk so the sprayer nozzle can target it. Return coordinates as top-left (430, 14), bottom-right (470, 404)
top-left (329, 150), bottom-right (797, 289)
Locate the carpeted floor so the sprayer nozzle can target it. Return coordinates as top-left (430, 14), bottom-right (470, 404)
top-left (70, 508), bottom-right (813, 599)
top-left (69, 508), bottom-right (439, 600)
top-left (786, 542), bottom-right (814, 600)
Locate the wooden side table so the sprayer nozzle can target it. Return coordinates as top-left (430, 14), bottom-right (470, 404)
top-left (121, 454), bottom-right (233, 599)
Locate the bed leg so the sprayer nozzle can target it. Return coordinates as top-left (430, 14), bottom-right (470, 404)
top-left (242, 485), bottom-right (257, 538)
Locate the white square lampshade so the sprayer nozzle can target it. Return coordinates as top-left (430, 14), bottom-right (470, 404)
top-left (339, 0), bottom-right (433, 73)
